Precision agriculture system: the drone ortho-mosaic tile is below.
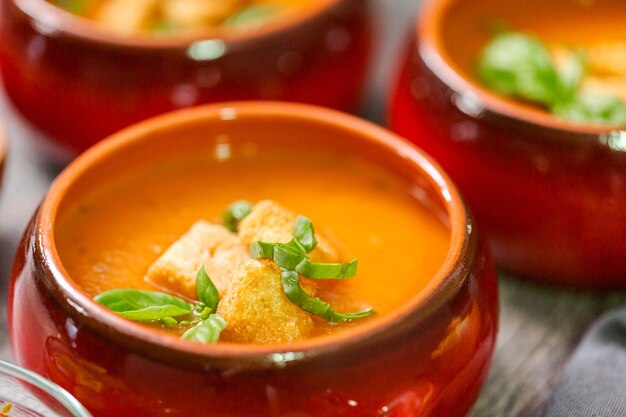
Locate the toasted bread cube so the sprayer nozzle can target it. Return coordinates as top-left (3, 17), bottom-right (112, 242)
top-left (146, 221), bottom-right (248, 299)
top-left (581, 76), bottom-right (626, 104)
top-left (161, 0), bottom-right (243, 28)
top-left (238, 200), bottom-right (340, 263)
top-left (586, 43), bottom-right (626, 77)
top-left (96, 0), bottom-right (158, 34)
top-left (217, 259), bottom-right (315, 344)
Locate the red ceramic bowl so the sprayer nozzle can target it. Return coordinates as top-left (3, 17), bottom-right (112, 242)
top-left (390, 0), bottom-right (626, 288)
top-left (0, 0), bottom-right (371, 155)
top-left (9, 102), bottom-right (498, 417)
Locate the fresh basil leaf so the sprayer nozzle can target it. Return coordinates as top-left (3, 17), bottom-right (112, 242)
top-left (223, 5), bottom-right (279, 28)
top-left (557, 50), bottom-right (586, 100)
top-left (552, 92), bottom-right (626, 125)
top-left (95, 289), bottom-right (192, 321)
top-left (296, 258), bottom-right (358, 279)
top-left (250, 241), bottom-right (277, 259)
top-left (116, 306), bottom-right (191, 321)
top-left (273, 243), bottom-right (307, 270)
top-left (196, 266), bottom-right (219, 311)
top-left (223, 201), bottom-right (253, 232)
top-left (281, 269), bottom-right (376, 323)
top-left (477, 32), bottom-right (563, 106)
top-left (55, 0), bottom-right (90, 15)
top-left (198, 307), bottom-right (213, 321)
top-left (293, 216), bottom-right (317, 253)
top-left (161, 317), bottom-right (178, 327)
top-left (181, 314), bottom-right (227, 343)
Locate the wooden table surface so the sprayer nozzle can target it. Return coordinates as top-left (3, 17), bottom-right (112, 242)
top-left (0, 1), bottom-right (624, 416)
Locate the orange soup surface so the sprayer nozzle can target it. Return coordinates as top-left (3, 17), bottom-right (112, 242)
top-left (55, 152), bottom-right (450, 342)
top-left (47, 0), bottom-right (326, 36)
top-left (441, 0), bottom-right (626, 125)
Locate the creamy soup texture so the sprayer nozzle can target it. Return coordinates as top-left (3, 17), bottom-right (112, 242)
top-left (56, 153), bottom-right (450, 342)
top-left (48, 0), bottom-right (324, 36)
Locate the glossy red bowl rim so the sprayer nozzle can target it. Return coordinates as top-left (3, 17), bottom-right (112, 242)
top-left (417, 0), bottom-right (626, 145)
top-left (35, 101), bottom-right (477, 370)
top-left (14, 0), bottom-right (343, 49)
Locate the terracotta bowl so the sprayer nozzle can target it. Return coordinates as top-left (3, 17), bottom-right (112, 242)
top-left (390, 0), bottom-right (626, 287)
top-left (0, 0), bottom-right (371, 155)
top-left (9, 102), bottom-right (498, 417)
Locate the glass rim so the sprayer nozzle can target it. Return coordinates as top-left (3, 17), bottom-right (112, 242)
top-left (0, 360), bottom-right (92, 417)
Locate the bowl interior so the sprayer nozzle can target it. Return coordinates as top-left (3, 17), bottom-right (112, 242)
top-left (420, 0), bottom-right (626, 132)
top-left (39, 102), bottom-right (469, 364)
top-left (16, 0), bottom-right (338, 47)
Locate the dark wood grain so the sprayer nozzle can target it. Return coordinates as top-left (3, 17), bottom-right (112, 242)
top-left (470, 277), bottom-right (626, 417)
top-left (0, 2), bottom-right (624, 417)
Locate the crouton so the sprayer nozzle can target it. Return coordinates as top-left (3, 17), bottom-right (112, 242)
top-left (217, 259), bottom-right (315, 344)
top-left (238, 200), bottom-right (340, 263)
top-left (146, 221), bottom-right (248, 299)
top-left (581, 76), bottom-right (626, 104)
top-left (586, 43), bottom-right (626, 77)
top-left (95, 0), bottom-right (159, 35)
top-left (161, 0), bottom-right (244, 28)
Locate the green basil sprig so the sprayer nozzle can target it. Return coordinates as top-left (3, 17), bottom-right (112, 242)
top-left (223, 5), bottom-right (279, 28)
top-left (295, 258), bottom-right (358, 279)
top-left (196, 266), bottom-right (219, 311)
top-left (54, 0), bottom-right (90, 15)
top-left (222, 200), bottom-right (253, 232)
top-left (94, 289), bottom-right (192, 321)
top-left (477, 32), bottom-right (569, 106)
top-left (281, 269), bottom-right (375, 323)
top-left (181, 314), bottom-right (227, 343)
top-left (252, 242), bottom-right (357, 279)
top-left (476, 31), bottom-right (626, 125)
top-left (292, 216), bottom-right (317, 253)
top-left (95, 267), bottom-right (227, 343)
top-left (251, 215), bottom-right (375, 323)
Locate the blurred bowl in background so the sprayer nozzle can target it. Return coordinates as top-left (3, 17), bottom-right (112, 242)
top-left (0, 0), bottom-right (371, 155)
top-left (390, 0), bottom-right (626, 288)
top-left (0, 360), bottom-right (92, 417)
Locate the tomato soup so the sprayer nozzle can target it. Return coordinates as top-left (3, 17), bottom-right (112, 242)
top-left (441, 0), bottom-right (626, 126)
top-left (55, 151), bottom-right (450, 342)
top-left (442, 0), bottom-right (626, 82)
top-left (47, 0), bottom-right (328, 36)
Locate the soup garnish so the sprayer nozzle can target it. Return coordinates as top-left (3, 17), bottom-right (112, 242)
top-left (94, 201), bottom-right (374, 344)
top-left (95, 266), bottom-right (226, 343)
top-left (477, 30), bottom-right (626, 126)
top-left (250, 215), bottom-right (375, 323)
top-left (222, 200), bottom-right (253, 232)
top-left (57, 154), bottom-right (450, 346)
top-left (48, 0), bottom-right (301, 36)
